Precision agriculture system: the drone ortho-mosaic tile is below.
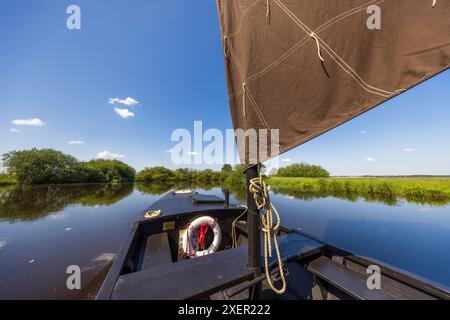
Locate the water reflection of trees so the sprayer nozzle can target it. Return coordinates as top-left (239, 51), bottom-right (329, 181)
top-left (135, 182), bottom-right (174, 195)
top-left (2, 181), bottom-right (444, 223)
top-left (0, 184), bottom-right (133, 222)
top-left (270, 187), bottom-right (449, 207)
top-left (136, 181), bottom-right (248, 202)
top-left (229, 181), bottom-right (450, 206)
top-left (136, 181), bottom-right (227, 195)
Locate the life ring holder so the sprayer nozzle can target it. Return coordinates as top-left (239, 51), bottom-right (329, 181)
top-left (182, 216), bottom-right (222, 258)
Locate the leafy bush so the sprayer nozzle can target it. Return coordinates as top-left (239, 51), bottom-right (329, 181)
top-left (136, 166), bottom-right (175, 182)
top-left (2, 148), bottom-right (236, 186)
top-left (277, 162), bottom-right (330, 178)
top-left (2, 149), bottom-right (82, 185)
top-left (0, 172), bottom-right (17, 186)
top-left (221, 164), bottom-right (232, 174)
top-left (81, 159), bottom-right (135, 184)
top-left (225, 165), bottom-right (246, 186)
top-left (173, 168), bottom-right (197, 181)
top-left (136, 165), bottom-right (230, 183)
top-left (2, 149), bottom-right (135, 185)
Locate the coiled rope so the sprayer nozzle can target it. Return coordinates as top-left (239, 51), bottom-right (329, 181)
top-left (249, 176), bottom-right (287, 295)
top-left (232, 205), bottom-right (248, 248)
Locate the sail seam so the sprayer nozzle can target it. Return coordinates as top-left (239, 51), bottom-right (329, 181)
top-left (224, 33), bottom-right (272, 130)
top-left (242, 0), bottom-right (385, 88)
top-left (316, 0), bottom-right (383, 34)
top-left (226, 0), bottom-right (261, 40)
top-left (246, 85), bottom-right (272, 130)
top-left (274, 0), bottom-right (394, 97)
top-left (223, 37), bottom-right (246, 83)
top-left (225, 0), bottom-right (380, 42)
top-left (224, 0), bottom-right (392, 136)
top-left (316, 40), bottom-right (393, 97)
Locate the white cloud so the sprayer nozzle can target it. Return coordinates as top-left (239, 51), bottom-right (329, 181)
top-left (366, 157), bottom-right (376, 162)
top-left (12, 118), bottom-right (45, 126)
top-left (114, 108), bottom-right (135, 119)
top-left (166, 149), bottom-right (174, 153)
top-left (97, 151), bottom-right (125, 160)
top-left (9, 128), bottom-right (20, 133)
top-left (108, 97), bottom-right (139, 107)
top-left (281, 158), bottom-right (292, 163)
top-left (361, 130), bottom-right (366, 134)
top-left (68, 140), bottom-right (84, 145)
top-left (403, 148), bottom-right (416, 152)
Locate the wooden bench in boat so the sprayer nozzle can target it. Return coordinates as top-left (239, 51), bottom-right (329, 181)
top-left (112, 233), bottom-right (324, 300)
top-left (113, 246), bottom-right (250, 300)
top-left (141, 233), bottom-right (173, 271)
top-left (307, 256), bottom-right (395, 300)
top-left (190, 194), bottom-right (225, 204)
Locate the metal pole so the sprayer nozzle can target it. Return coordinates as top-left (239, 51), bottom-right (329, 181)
top-left (245, 165), bottom-right (262, 299)
top-left (224, 188), bottom-right (230, 207)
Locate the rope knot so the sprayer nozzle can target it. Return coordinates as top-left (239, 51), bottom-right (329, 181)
top-left (197, 224), bottom-right (209, 249)
top-left (249, 176), bottom-right (286, 295)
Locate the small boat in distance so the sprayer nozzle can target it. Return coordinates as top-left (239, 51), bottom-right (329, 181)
top-left (97, 190), bottom-right (450, 300)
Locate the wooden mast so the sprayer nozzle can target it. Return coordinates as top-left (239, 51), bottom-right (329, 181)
top-left (246, 165), bottom-right (262, 299)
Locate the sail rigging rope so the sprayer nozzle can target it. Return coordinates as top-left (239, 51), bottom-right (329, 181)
top-left (249, 175), bottom-right (287, 295)
top-left (223, 35), bottom-right (228, 58)
top-left (243, 82), bottom-right (247, 118)
top-left (231, 205), bottom-right (248, 248)
top-left (310, 33), bottom-right (325, 62)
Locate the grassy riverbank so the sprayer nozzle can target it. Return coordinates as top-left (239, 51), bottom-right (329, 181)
top-left (267, 177), bottom-right (450, 204)
top-left (0, 173), bottom-right (17, 186)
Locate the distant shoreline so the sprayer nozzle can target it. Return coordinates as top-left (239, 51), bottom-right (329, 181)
top-left (2, 173), bottom-right (450, 186)
top-left (267, 176), bottom-right (450, 205)
top-left (331, 175), bottom-right (450, 178)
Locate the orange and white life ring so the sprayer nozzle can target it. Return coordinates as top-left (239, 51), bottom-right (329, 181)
top-left (182, 216), bottom-right (222, 258)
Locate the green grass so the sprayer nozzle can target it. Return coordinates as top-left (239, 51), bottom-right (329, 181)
top-left (266, 177), bottom-right (450, 205)
top-left (0, 173), bottom-right (17, 186)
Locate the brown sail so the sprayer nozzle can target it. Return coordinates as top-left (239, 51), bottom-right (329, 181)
top-left (217, 0), bottom-right (450, 170)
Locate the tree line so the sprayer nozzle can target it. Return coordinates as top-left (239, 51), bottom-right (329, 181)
top-left (2, 149), bottom-right (135, 185)
top-left (135, 165), bottom-right (233, 184)
top-left (277, 162), bottom-right (330, 178)
top-left (1, 149), bottom-right (330, 185)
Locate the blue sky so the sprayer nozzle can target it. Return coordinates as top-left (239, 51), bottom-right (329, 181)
top-left (1, 0), bottom-right (449, 176)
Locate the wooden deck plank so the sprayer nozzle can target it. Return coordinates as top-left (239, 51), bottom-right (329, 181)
top-left (113, 246), bottom-right (251, 300)
top-left (145, 192), bottom-right (231, 219)
top-left (307, 256), bottom-right (395, 300)
top-left (141, 233), bottom-right (173, 271)
top-left (112, 233), bottom-right (325, 300)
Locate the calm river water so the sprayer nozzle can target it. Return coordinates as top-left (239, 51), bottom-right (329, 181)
top-left (0, 183), bottom-right (449, 299)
